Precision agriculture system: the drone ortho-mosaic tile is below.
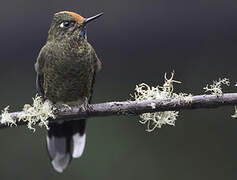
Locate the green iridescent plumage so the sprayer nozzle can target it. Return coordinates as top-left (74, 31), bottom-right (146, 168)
top-left (34, 11), bottom-right (102, 173)
top-left (35, 12), bottom-right (101, 103)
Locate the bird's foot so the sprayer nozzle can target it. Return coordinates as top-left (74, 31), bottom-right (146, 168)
top-left (79, 98), bottom-right (89, 112)
top-left (53, 103), bottom-right (72, 114)
top-left (62, 104), bottom-right (72, 110)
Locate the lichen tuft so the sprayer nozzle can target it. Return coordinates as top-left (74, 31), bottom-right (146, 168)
top-left (1, 106), bottom-right (16, 126)
top-left (18, 95), bottom-right (56, 131)
top-left (133, 72), bottom-right (190, 132)
top-left (0, 94), bottom-right (56, 132)
top-left (203, 78), bottom-right (230, 95)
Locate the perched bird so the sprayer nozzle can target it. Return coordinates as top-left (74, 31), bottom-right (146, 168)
top-left (35, 11), bottom-right (103, 173)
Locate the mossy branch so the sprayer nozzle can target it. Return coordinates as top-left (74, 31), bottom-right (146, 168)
top-left (1, 74), bottom-right (236, 132)
top-left (1, 93), bottom-right (237, 129)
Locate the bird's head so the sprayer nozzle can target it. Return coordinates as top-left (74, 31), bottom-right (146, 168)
top-left (47, 11), bottom-right (103, 42)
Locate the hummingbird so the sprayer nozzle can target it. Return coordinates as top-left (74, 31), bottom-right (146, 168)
top-left (35, 11), bottom-right (103, 173)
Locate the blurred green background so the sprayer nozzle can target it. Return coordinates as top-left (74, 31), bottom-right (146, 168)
top-left (0, 0), bottom-right (237, 179)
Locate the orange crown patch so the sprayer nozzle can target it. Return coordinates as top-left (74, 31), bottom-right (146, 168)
top-left (55, 11), bottom-right (85, 24)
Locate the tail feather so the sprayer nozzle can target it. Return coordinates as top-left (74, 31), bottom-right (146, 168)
top-left (46, 136), bottom-right (71, 173)
top-left (46, 120), bottom-right (86, 173)
top-left (72, 133), bottom-right (86, 158)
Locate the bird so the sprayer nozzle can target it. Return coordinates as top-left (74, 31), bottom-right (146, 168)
top-left (35, 11), bottom-right (103, 173)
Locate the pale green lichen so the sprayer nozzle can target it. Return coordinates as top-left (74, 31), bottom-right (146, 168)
top-left (1, 106), bottom-right (16, 126)
top-left (203, 78), bottom-right (230, 95)
top-left (133, 72), bottom-right (191, 132)
top-left (0, 94), bottom-right (56, 132)
top-left (18, 95), bottom-right (56, 131)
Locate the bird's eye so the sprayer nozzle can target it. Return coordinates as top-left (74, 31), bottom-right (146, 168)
top-left (60, 21), bottom-right (73, 28)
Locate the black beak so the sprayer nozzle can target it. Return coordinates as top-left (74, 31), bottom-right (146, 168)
top-left (83, 12), bottom-right (104, 26)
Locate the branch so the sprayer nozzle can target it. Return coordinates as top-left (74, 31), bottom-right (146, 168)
top-left (1, 93), bottom-right (237, 129)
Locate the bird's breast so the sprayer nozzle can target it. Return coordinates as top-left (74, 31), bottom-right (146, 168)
top-left (43, 51), bottom-right (95, 103)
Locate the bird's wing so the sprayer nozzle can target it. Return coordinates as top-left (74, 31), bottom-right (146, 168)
top-left (87, 46), bottom-right (102, 103)
top-left (35, 46), bottom-right (47, 97)
top-left (91, 46), bottom-right (102, 72)
top-left (36, 73), bottom-right (45, 97)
